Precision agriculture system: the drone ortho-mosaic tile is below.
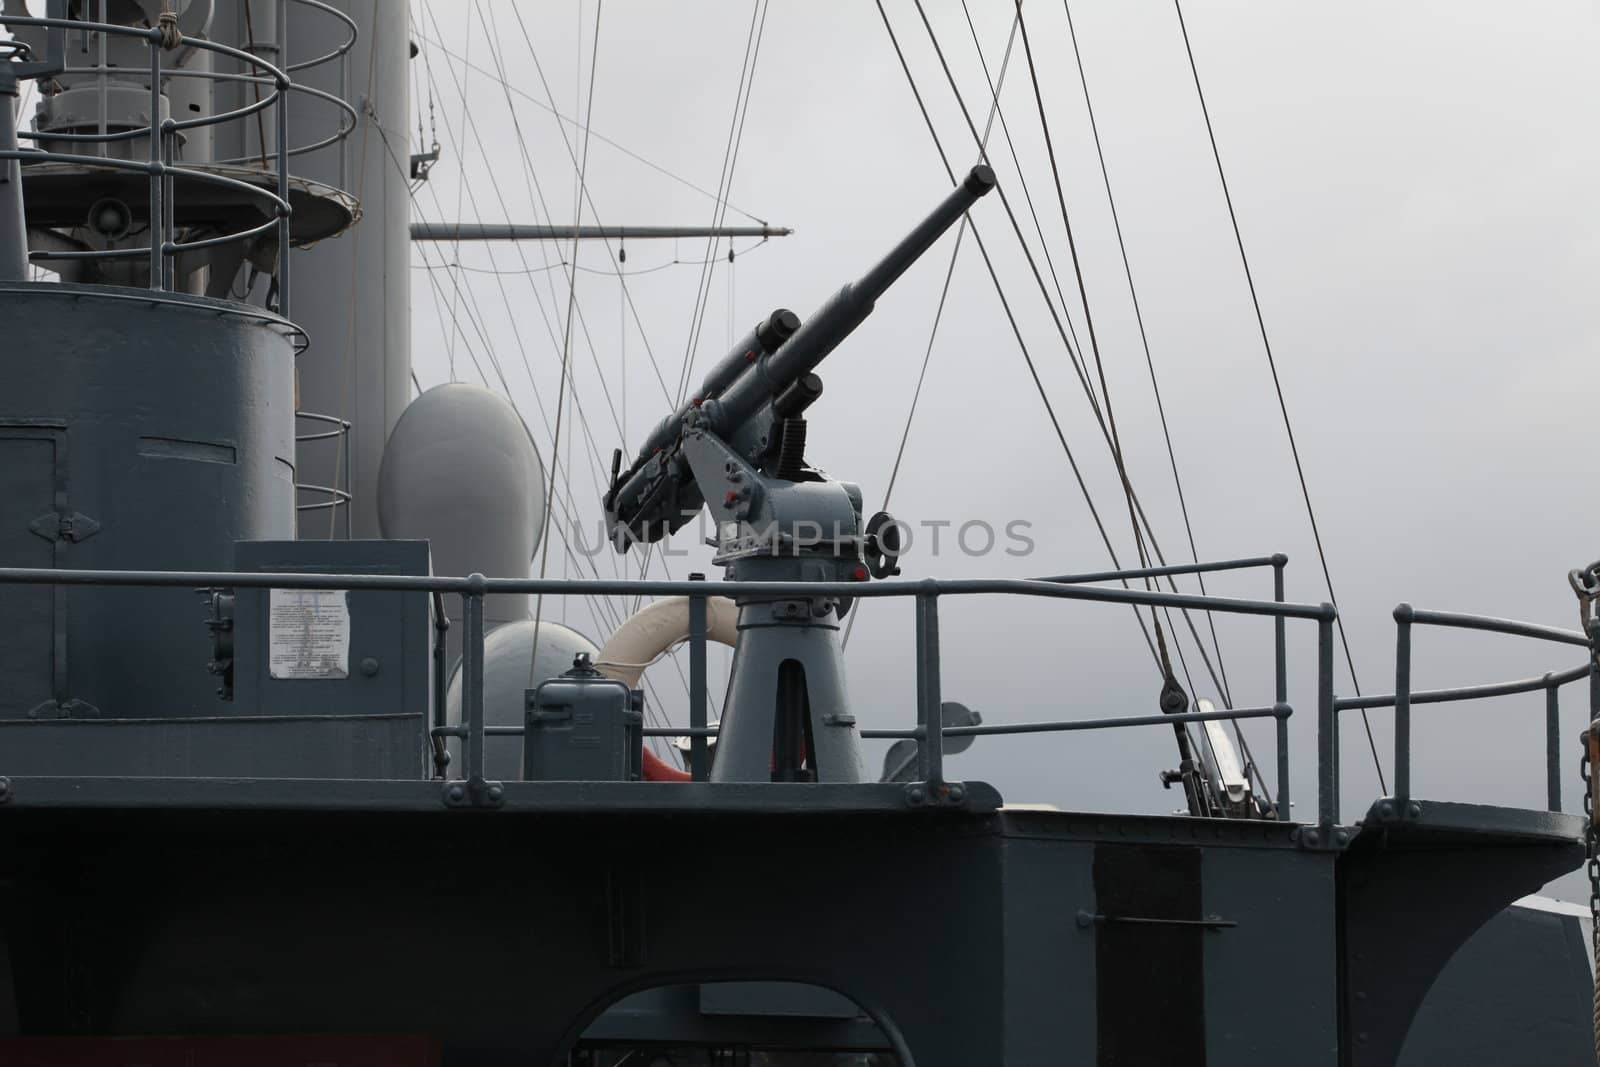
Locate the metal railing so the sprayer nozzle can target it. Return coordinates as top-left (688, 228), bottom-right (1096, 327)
top-left (1, 0), bottom-right (358, 313)
top-left (0, 554), bottom-right (1590, 834)
top-left (293, 410), bottom-right (352, 537)
top-left (1335, 605), bottom-right (1593, 815)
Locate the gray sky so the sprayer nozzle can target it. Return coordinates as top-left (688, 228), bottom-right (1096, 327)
top-left (406, 1), bottom-right (1600, 892)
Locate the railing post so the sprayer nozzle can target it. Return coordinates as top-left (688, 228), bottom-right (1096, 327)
top-left (1273, 553), bottom-right (1288, 708)
top-left (1545, 674), bottom-right (1561, 812)
top-left (1318, 609), bottom-right (1337, 831)
top-left (274, 0), bottom-right (291, 318)
top-left (688, 573), bottom-right (709, 781)
top-left (160, 121), bottom-right (174, 289)
top-left (430, 590), bottom-right (450, 779)
top-left (146, 35), bottom-right (161, 290)
top-left (463, 576), bottom-right (486, 783)
top-left (1274, 703), bottom-right (1291, 819)
top-left (1393, 604), bottom-right (1412, 806)
top-left (915, 581), bottom-right (944, 786)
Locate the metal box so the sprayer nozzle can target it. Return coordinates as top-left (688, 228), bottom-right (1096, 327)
top-left (523, 655), bottom-right (643, 782)
top-left (226, 539), bottom-right (434, 778)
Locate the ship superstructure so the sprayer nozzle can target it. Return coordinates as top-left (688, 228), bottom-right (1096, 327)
top-left (0, 4), bottom-right (1594, 1066)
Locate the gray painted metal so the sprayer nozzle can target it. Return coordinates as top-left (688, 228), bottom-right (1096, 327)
top-left (0, 284), bottom-right (294, 723)
top-left (0, 66), bottom-right (26, 280)
top-left (278, 0), bottom-right (409, 538)
top-left (377, 382), bottom-right (545, 660)
top-left (444, 617), bottom-right (598, 781)
top-left (226, 538), bottom-right (432, 778)
top-left (410, 222), bottom-right (793, 241)
top-left (1400, 900), bottom-right (1594, 1065)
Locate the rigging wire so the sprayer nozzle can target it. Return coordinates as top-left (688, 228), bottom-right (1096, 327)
top-left (373, 68), bottom-right (692, 753)
top-left (872, 0), bottom-right (1162, 669)
top-left (840, 6), bottom-right (1022, 652)
top-left (1012, 1), bottom-right (1175, 680)
top-left (492, 2), bottom-right (726, 720)
top-left (407, 36), bottom-right (768, 226)
top-left (1059, 0), bottom-right (1270, 797)
top-left (673, 0), bottom-right (770, 406)
top-left (1172, 0), bottom-right (1386, 792)
top-left (530, 0), bottom-right (605, 689)
top-left (916, 0), bottom-right (1236, 706)
top-left (498, 1), bottom-right (678, 410)
top-left (1063, 0), bottom-right (1232, 706)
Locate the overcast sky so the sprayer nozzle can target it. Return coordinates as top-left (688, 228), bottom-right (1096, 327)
top-left (405, 0), bottom-right (1599, 893)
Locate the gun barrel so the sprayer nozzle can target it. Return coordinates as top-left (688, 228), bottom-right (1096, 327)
top-left (713, 164), bottom-right (995, 433)
top-left (605, 165), bottom-right (996, 547)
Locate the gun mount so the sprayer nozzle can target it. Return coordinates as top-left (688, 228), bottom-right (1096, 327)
top-left (603, 165), bottom-right (996, 783)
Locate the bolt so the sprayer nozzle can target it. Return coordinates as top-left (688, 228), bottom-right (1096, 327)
top-left (907, 785), bottom-right (927, 805)
top-left (1406, 801), bottom-right (1421, 819)
top-left (1335, 830), bottom-right (1349, 846)
top-left (1377, 800), bottom-right (1393, 818)
top-left (487, 784), bottom-right (504, 803)
top-left (0, 777), bottom-right (11, 802)
top-left (446, 784), bottom-right (465, 803)
top-left (360, 657), bottom-right (379, 677)
top-left (947, 783), bottom-right (965, 803)
top-left (1304, 829), bottom-right (1320, 846)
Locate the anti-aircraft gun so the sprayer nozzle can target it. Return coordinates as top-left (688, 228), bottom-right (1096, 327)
top-left (604, 164), bottom-right (996, 784)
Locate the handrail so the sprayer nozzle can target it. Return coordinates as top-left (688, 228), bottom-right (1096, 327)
top-left (1374, 603), bottom-right (1596, 814)
top-left (1, 0), bottom-right (358, 306)
top-left (0, 559), bottom-right (1586, 833)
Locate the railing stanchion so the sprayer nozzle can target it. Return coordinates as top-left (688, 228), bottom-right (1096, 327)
top-left (1318, 610), bottom-right (1337, 831)
top-left (1545, 674), bottom-right (1561, 812)
top-left (430, 591), bottom-right (450, 778)
top-left (1273, 553), bottom-right (1288, 708)
top-left (916, 583), bottom-right (944, 786)
top-left (146, 37), bottom-right (161, 289)
top-left (1275, 703), bottom-right (1291, 819)
top-left (1394, 604), bottom-right (1413, 806)
top-left (688, 573), bottom-right (709, 781)
top-left (463, 577), bottom-right (486, 783)
top-left (274, 0), bottom-right (291, 318)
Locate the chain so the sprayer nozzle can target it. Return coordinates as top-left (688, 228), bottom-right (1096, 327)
top-left (1570, 560), bottom-right (1600, 1062)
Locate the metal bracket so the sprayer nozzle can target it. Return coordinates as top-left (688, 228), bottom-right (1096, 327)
top-left (904, 779), bottom-right (967, 808)
top-left (1293, 824), bottom-right (1357, 850)
top-left (1367, 797), bottom-right (1423, 825)
top-left (28, 510), bottom-right (100, 544)
top-left (1076, 909), bottom-right (1236, 931)
top-left (441, 777), bottom-right (505, 809)
top-left (25, 697), bottom-right (99, 720)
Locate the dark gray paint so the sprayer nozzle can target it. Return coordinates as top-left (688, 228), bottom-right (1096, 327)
top-left (0, 283), bottom-right (295, 722)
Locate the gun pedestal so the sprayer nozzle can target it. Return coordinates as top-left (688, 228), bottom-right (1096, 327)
top-left (681, 426), bottom-right (866, 783)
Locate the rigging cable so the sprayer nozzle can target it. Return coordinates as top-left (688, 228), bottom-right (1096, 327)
top-left (531, 0), bottom-right (606, 689)
top-left (414, 30), bottom-right (768, 225)
top-left (840, 5), bottom-right (1022, 652)
top-left (497, 0), bottom-right (678, 409)
top-left (1173, 0), bottom-right (1385, 791)
top-left (918, 0), bottom-right (1235, 705)
top-left (873, 0), bottom-right (1162, 669)
top-left (1012, 1), bottom-right (1172, 679)
top-left (674, 0), bottom-right (770, 405)
top-left (374, 57), bottom-right (693, 754)
top-left (1059, 0), bottom-right (1271, 798)
top-left (1064, 0), bottom-right (1232, 704)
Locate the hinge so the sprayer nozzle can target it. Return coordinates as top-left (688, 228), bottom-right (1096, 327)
top-left (28, 510), bottom-right (100, 544)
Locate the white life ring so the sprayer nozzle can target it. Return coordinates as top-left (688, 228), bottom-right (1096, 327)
top-left (596, 596), bottom-right (739, 780)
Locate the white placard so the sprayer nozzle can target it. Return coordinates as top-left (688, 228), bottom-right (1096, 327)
top-left (268, 588), bottom-right (351, 679)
